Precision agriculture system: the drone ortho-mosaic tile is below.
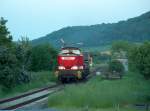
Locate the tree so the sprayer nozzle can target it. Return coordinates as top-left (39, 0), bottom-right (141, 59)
top-left (0, 18), bottom-right (31, 90)
top-left (0, 46), bottom-right (19, 89)
top-left (111, 40), bottom-right (135, 60)
top-left (30, 43), bottom-right (57, 71)
top-left (15, 37), bottom-right (32, 84)
top-left (0, 17), bottom-right (12, 47)
top-left (108, 60), bottom-right (124, 78)
top-left (16, 37), bottom-right (31, 70)
top-left (111, 40), bottom-right (132, 52)
top-left (0, 17), bottom-right (15, 89)
top-left (128, 41), bottom-right (150, 79)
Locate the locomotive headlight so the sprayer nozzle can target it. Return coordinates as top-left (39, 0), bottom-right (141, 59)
top-left (79, 66), bottom-right (83, 69)
top-left (71, 66), bottom-right (78, 70)
top-left (71, 66), bottom-right (83, 70)
top-left (58, 66), bottom-right (65, 70)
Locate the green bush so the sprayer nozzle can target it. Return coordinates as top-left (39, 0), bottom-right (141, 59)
top-left (128, 41), bottom-right (150, 79)
top-left (0, 46), bottom-right (19, 89)
top-left (111, 40), bottom-right (131, 52)
top-left (30, 43), bottom-right (57, 71)
top-left (108, 60), bottom-right (124, 74)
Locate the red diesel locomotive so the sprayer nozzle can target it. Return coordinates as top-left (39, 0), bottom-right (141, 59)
top-left (55, 47), bottom-right (90, 82)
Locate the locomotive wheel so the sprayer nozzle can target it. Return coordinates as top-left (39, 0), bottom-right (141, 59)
top-left (83, 68), bottom-right (90, 78)
top-left (81, 72), bottom-right (87, 80)
top-left (86, 68), bottom-right (90, 75)
top-left (58, 76), bottom-right (65, 83)
top-left (82, 74), bottom-right (86, 80)
top-left (61, 77), bottom-right (66, 83)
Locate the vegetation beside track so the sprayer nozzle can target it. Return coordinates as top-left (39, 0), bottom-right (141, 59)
top-left (48, 71), bottom-right (150, 111)
top-left (58, 107), bottom-right (141, 111)
top-left (0, 71), bottom-right (56, 99)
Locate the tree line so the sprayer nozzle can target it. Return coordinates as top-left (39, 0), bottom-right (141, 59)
top-left (32, 11), bottom-right (150, 48)
top-left (0, 18), bottom-right (57, 91)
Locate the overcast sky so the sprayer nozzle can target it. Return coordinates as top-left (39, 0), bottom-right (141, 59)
top-left (0, 0), bottom-right (150, 40)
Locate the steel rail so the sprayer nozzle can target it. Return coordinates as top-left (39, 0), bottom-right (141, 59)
top-left (0, 84), bottom-right (60, 104)
top-left (1, 87), bottom-right (63, 110)
top-left (0, 84), bottom-right (63, 110)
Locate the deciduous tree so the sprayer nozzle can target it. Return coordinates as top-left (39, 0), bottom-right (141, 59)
top-left (128, 41), bottom-right (150, 79)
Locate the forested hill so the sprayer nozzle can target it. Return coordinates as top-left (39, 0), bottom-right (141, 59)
top-left (32, 11), bottom-right (150, 48)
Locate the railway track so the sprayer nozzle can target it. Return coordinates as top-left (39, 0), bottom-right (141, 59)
top-left (0, 84), bottom-right (63, 110)
top-left (0, 67), bottom-right (100, 110)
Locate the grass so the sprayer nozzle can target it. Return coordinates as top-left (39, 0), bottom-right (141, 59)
top-left (0, 71), bottom-right (57, 99)
top-left (55, 107), bottom-right (142, 111)
top-left (48, 72), bottom-right (150, 110)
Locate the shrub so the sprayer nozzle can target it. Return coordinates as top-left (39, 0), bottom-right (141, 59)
top-left (30, 43), bottom-right (57, 71)
top-left (108, 60), bottom-right (124, 74)
top-left (128, 41), bottom-right (150, 79)
top-left (0, 46), bottom-right (19, 89)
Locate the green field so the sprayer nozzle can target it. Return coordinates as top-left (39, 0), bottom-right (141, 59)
top-left (48, 72), bottom-right (150, 111)
top-left (0, 71), bottom-right (56, 99)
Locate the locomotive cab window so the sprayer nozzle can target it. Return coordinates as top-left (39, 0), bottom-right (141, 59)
top-left (60, 49), bottom-right (81, 55)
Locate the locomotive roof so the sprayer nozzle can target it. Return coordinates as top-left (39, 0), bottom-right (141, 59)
top-left (61, 47), bottom-right (80, 50)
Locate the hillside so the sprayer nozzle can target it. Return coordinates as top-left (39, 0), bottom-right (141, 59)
top-left (32, 11), bottom-right (150, 48)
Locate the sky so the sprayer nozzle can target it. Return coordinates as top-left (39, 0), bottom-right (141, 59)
top-left (0, 0), bottom-right (150, 41)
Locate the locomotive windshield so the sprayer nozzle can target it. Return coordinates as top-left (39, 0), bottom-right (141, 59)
top-left (60, 49), bottom-right (81, 55)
